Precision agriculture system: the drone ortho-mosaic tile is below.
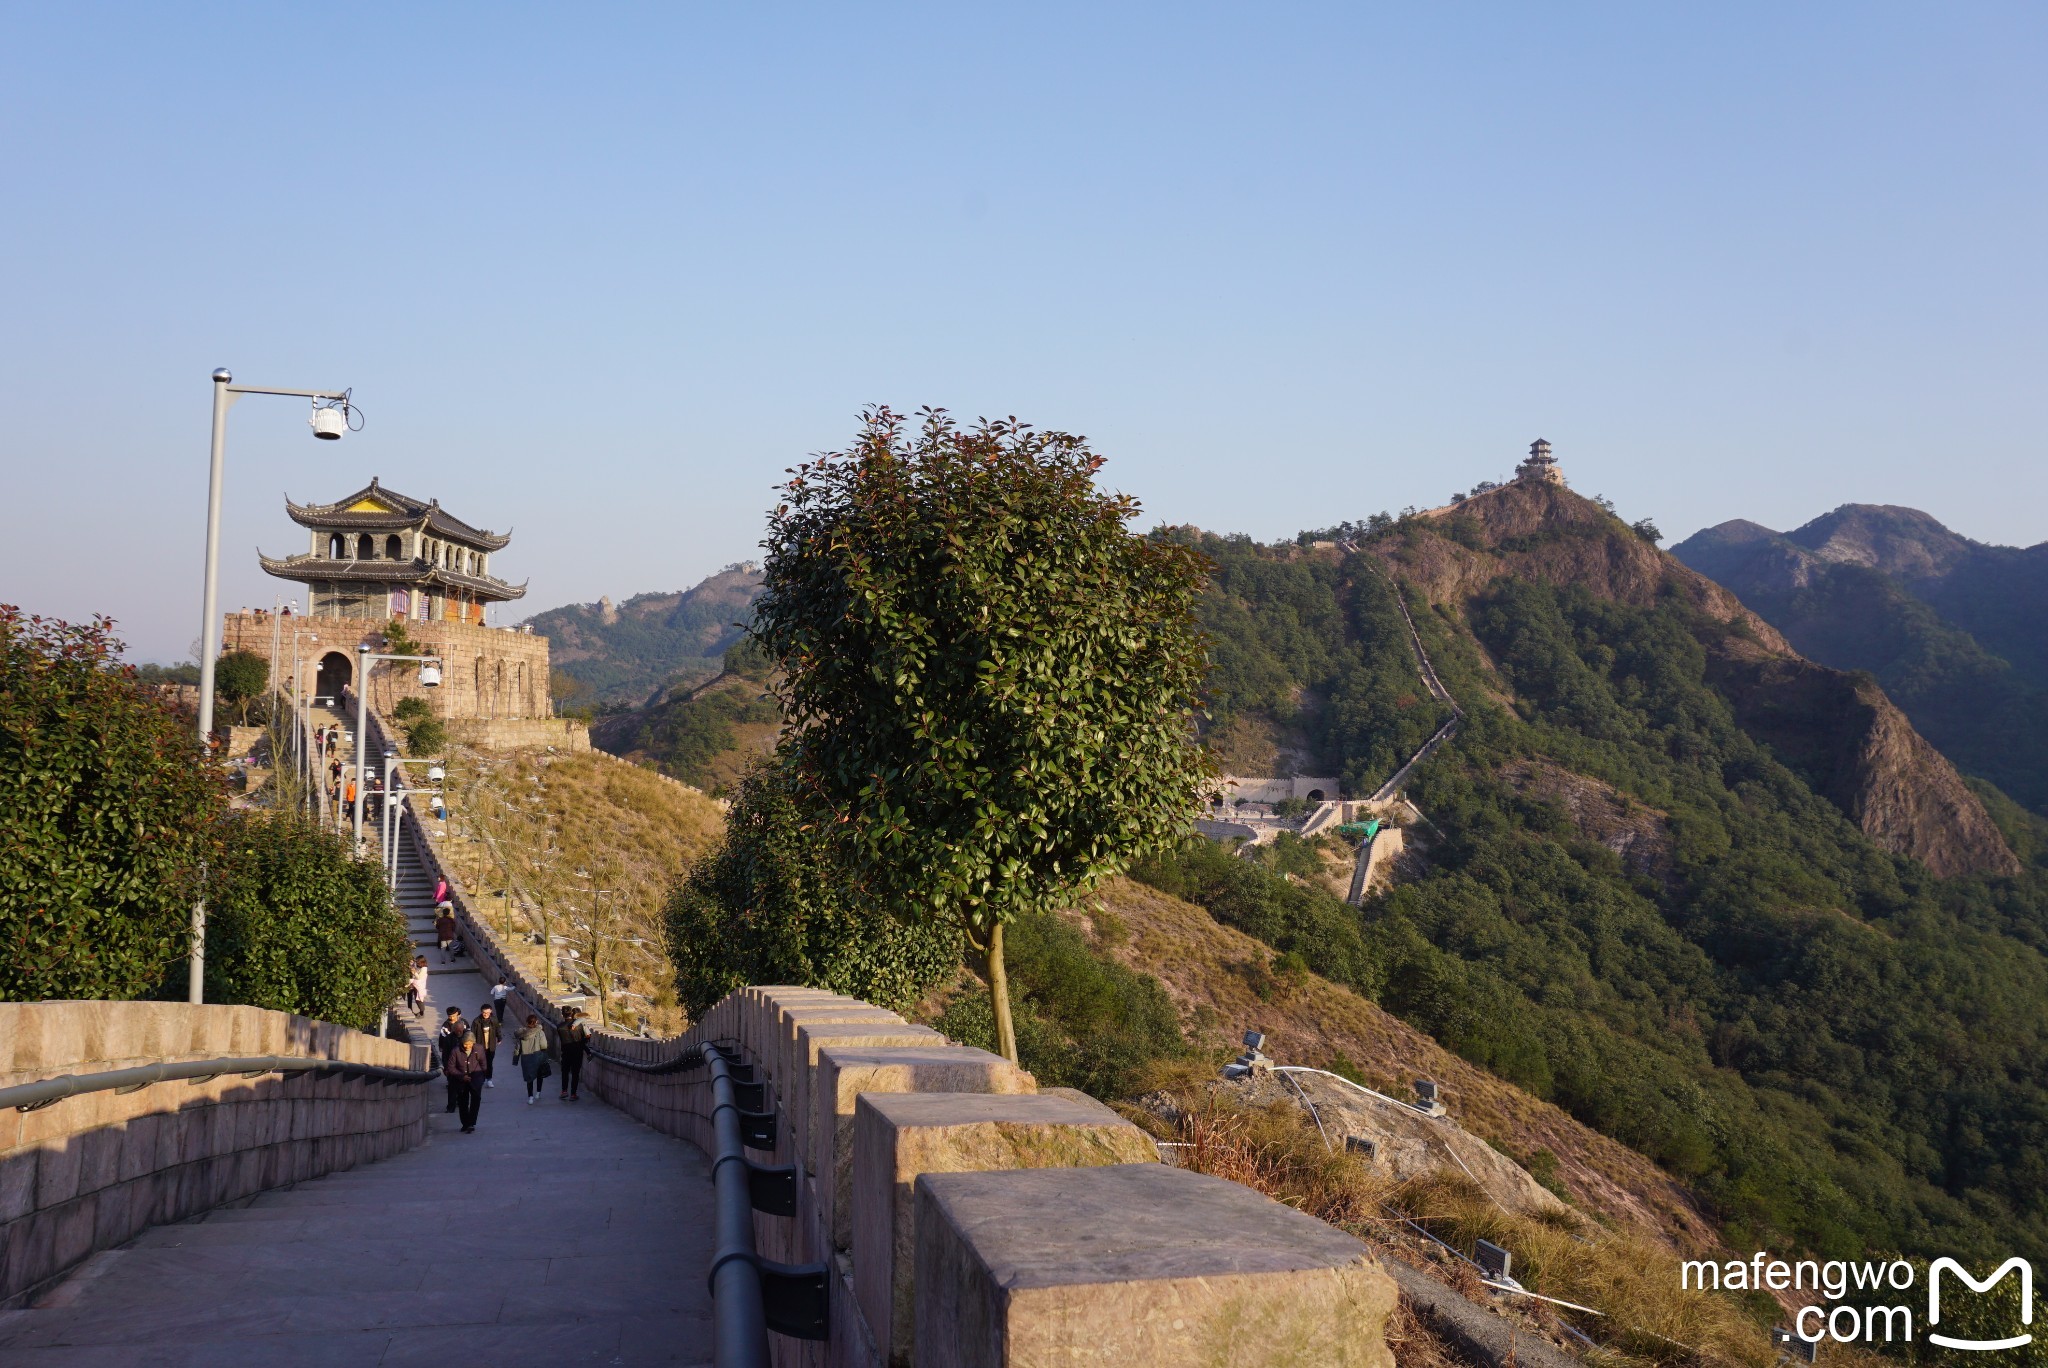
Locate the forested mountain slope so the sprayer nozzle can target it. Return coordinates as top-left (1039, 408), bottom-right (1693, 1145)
top-left (524, 563), bottom-right (763, 706)
top-left (1675, 506), bottom-right (2048, 813)
top-left (1173, 481), bottom-right (2048, 1264)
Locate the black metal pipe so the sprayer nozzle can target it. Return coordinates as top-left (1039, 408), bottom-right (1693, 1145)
top-left (705, 1042), bottom-right (771, 1368)
top-left (2, 1053), bottom-right (439, 1114)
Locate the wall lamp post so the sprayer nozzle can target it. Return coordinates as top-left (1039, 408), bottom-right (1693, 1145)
top-left (354, 647), bottom-right (441, 851)
top-left (380, 752), bottom-right (448, 889)
top-left (190, 368), bottom-right (355, 1006)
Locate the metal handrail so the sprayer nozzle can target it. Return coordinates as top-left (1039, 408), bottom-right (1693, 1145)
top-left (585, 1041), bottom-right (710, 1075)
top-left (2, 1053), bottom-right (441, 1114)
top-left (706, 1042), bottom-right (773, 1368)
top-left (583, 1037), bottom-right (826, 1363)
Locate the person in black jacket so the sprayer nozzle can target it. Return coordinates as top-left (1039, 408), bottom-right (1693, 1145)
top-left (558, 1006), bottom-right (591, 1101)
top-left (472, 1004), bottom-right (502, 1088)
top-left (434, 1007), bottom-right (468, 1112)
top-left (443, 1031), bottom-right (488, 1133)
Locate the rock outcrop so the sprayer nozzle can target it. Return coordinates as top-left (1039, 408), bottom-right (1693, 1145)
top-left (1387, 482), bottom-right (2018, 878)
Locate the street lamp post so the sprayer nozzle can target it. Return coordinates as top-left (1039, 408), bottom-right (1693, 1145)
top-left (191, 368), bottom-right (353, 1005)
top-left (353, 647), bottom-right (441, 852)
top-left (381, 752), bottom-right (447, 889)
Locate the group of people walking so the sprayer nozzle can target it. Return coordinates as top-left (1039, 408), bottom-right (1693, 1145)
top-left (434, 1000), bottom-right (592, 1134)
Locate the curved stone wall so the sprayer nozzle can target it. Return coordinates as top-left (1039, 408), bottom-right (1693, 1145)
top-left (0, 1003), bottom-right (428, 1308)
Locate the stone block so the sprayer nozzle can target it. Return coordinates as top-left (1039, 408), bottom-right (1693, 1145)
top-left (791, 1024), bottom-right (944, 1174)
top-left (0, 1150), bottom-right (34, 1224)
top-left (912, 1164), bottom-right (1397, 1368)
top-left (779, 1008), bottom-right (906, 1135)
top-left (33, 1137), bottom-right (82, 1210)
top-left (51, 1192), bottom-right (96, 1274)
top-left (853, 1091), bottom-right (1161, 1367)
top-left (0, 1003), bottom-right (32, 1077)
top-left (2, 1207), bottom-right (55, 1299)
top-left (813, 1046), bottom-right (1030, 1255)
top-left (75, 1121), bottom-right (123, 1198)
top-left (91, 1179), bottom-right (133, 1249)
top-left (117, 1113), bottom-right (159, 1184)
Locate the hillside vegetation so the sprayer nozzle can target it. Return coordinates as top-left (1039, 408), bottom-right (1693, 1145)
top-left (1179, 482), bottom-right (2048, 1266)
top-left (592, 637), bottom-right (779, 793)
top-left (1676, 506), bottom-right (2048, 813)
top-left (523, 563), bottom-right (763, 707)
top-left (438, 745), bottom-right (725, 1034)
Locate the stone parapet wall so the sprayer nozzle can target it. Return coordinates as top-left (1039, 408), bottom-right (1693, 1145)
top-left (581, 987), bottom-right (1398, 1368)
top-left (0, 1003), bottom-right (429, 1308)
top-left (448, 717), bottom-right (590, 752)
top-left (221, 612), bottom-right (554, 723)
top-left (404, 791), bottom-right (1399, 1365)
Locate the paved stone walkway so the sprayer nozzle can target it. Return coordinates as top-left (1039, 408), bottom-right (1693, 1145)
top-left (0, 838), bottom-right (717, 1365)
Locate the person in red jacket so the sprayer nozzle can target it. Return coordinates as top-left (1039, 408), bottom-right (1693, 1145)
top-left (442, 1030), bottom-right (488, 1133)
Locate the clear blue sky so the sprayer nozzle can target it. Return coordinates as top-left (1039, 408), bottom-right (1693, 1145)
top-left (3, 4), bottom-right (2043, 662)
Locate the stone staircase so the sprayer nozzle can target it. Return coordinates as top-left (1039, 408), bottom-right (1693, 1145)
top-left (391, 821), bottom-right (462, 977)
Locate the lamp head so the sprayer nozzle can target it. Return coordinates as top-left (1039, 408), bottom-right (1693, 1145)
top-left (211, 368), bottom-right (232, 383)
top-left (419, 661), bottom-right (443, 687)
top-left (311, 406), bottom-right (347, 440)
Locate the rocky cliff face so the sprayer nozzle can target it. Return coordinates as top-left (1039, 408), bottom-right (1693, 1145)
top-left (1383, 482), bottom-right (2019, 877)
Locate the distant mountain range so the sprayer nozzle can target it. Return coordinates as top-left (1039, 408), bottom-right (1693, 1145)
top-left (523, 480), bottom-right (2048, 1264)
top-left (521, 563), bottom-right (763, 707)
top-left (1674, 505), bottom-right (2048, 813)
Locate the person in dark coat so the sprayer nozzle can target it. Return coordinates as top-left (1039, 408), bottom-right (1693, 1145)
top-left (558, 1006), bottom-right (591, 1101)
top-left (443, 1031), bottom-right (488, 1133)
top-left (435, 908), bottom-right (458, 962)
top-left (435, 1007), bottom-right (468, 1112)
top-left (473, 1004), bottom-right (502, 1088)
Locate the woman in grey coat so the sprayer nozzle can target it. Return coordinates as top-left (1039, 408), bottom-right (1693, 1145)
top-left (513, 1014), bottom-right (552, 1104)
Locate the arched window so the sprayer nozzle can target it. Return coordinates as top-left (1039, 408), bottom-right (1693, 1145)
top-left (328, 533), bottom-right (345, 559)
top-left (385, 535), bottom-right (401, 560)
top-left (357, 533), bottom-right (375, 560)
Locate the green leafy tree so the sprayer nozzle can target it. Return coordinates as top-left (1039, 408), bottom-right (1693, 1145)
top-left (214, 649), bottom-right (269, 724)
top-left (205, 813), bottom-right (410, 1029)
top-left (402, 717), bottom-right (448, 756)
top-left (664, 767), bottom-right (959, 1016)
top-left (752, 407), bottom-right (1214, 1062)
top-left (0, 608), bottom-right (223, 1000)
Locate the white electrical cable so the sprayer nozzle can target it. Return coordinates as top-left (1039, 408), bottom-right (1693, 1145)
top-left (1278, 1067), bottom-right (1335, 1153)
top-left (1273, 1065), bottom-right (1506, 1207)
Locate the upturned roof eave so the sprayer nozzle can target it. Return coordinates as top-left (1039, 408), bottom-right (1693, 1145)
top-left (257, 553), bottom-right (528, 602)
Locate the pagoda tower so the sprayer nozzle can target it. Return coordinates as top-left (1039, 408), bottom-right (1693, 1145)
top-left (220, 479), bottom-right (578, 744)
top-left (1516, 439), bottom-right (1565, 486)
top-left (260, 477), bottom-right (526, 625)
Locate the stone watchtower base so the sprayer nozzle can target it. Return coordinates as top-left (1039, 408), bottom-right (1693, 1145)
top-left (220, 612), bottom-right (587, 752)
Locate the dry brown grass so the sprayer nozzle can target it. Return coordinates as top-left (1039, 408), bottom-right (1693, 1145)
top-left (1133, 1082), bottom-right (1781, 1368)
top-left (435, 745), bottom-right (724, 1034)
top-left (1090, 876), bottom-right (1722, 1254)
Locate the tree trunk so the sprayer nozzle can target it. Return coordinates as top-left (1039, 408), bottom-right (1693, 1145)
top-left (985, 921), bottom-right (1018, 1066)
